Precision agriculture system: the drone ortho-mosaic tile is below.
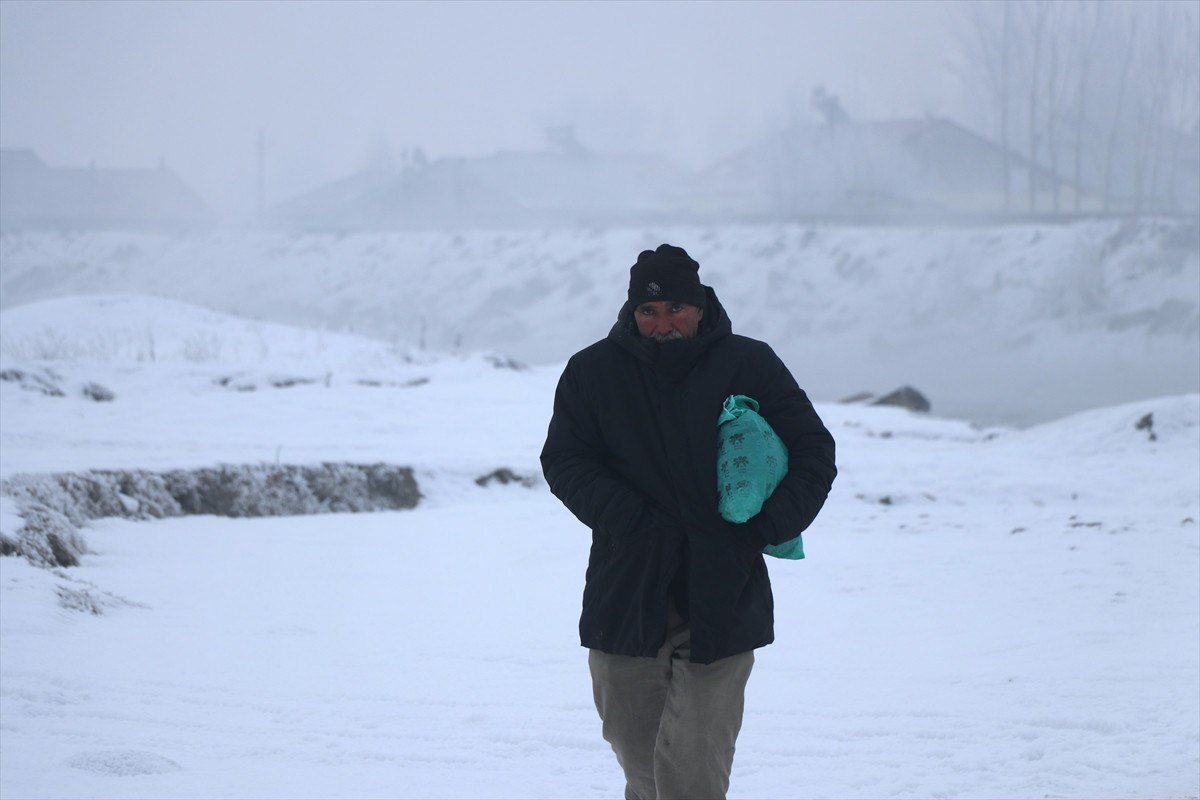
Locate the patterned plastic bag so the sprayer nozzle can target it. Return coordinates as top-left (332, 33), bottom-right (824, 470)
top-left (716, 394), bottom-right (804, 560)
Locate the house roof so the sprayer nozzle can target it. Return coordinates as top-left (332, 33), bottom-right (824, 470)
top-left (682, 116), bottom-right (1081, 217)
top-left (266, 147), bottom-right (687, 231)
top-left (464, 150), bottom-right (684, 212)
top-left (266, 159), bottom-right (528, 230)
top-left (0, 149), bottom-right (213, 232)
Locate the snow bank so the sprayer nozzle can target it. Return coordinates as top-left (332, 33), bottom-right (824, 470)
top-left (1, 463), bottom-right (420, 567)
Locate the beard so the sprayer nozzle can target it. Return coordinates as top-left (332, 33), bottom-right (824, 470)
top-left (649, 330), bottom-right (685, 343)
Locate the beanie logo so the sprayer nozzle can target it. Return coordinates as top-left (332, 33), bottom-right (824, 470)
top-left (646, 282), bottom-right (663, 296)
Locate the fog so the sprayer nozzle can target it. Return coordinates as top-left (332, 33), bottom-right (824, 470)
top-left (1, 0), bottom-right (966, 218)
top-left (1, 0), bottom-right (1197, 426)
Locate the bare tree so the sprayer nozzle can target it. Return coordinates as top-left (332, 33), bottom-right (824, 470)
top-left (953, 0), bottom-right (1198, 218)
top-left (1133, 1), bottom-right (1200, 212)
top-left (1068, 1), bottom-right (1105, 212)
top-left (1161, 4), bottom-right (1200, 210)
top-left (1130, 4), bottom-right (1169, 212)
top-left (1101, 11), bottom-right (1138, 212)
top-left (1041, 2), bottom-right (1072, 212)
top-left (1001, 2), bottom-right (1013, 212)
top-left (957, 1), bottom-right (1015, 212)
top-left (1022, 1), bottom-right (1053, 213)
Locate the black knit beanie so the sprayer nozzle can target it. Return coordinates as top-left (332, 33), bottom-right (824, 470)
top-left (627, 244), bottom-right (706, 308)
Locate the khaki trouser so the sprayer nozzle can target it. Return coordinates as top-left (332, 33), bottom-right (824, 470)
top-left (588, 605), bottom-right (755, 800)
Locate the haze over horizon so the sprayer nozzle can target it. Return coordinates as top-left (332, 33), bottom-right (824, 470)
top-left (1, 0), bottom-right (969, 220)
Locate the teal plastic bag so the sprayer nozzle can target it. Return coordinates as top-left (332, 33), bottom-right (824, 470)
top-left (716, 394), bottom-right (804, 560)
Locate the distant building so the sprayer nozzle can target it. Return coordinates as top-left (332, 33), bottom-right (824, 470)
top-left (264, 130), bottom-right (687, 231)
top-left (0, 149), bottom-right (213, 233)
top-left (264, 115), bottom-right (1192, 232)
top-left (677, 116), bottom-right (1098, 222)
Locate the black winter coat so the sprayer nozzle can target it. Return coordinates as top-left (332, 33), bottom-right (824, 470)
top-left (540, 287), bottom-right (837, 664)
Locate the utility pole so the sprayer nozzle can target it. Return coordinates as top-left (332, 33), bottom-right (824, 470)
top-left (256, 129), bottom-right (267, 217)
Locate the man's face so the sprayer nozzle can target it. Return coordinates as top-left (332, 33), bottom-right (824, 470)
top-left (634, 301), bottom-right (704, 342)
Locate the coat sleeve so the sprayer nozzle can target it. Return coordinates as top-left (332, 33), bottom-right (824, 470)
top-left (741, 344), bottom-right (837, 546)
top-left (540, 357), bottom-right (654, 538)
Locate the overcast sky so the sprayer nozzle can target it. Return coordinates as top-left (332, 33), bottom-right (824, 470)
top-left (0, 0), bottom-right (968, 219)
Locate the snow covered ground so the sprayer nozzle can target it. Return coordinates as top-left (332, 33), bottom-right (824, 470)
top-left (1, 295), bottom-right (1197, 798)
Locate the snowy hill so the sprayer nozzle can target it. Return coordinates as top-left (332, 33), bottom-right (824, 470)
top-left (2, 217), bottom-right (1196, 425)
top-left (0, 295), bottom-right (533, 478)
top-left (0, 293), bottom-right (414, 368)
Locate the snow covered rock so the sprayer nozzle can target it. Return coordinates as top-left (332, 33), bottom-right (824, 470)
top-left (0, 463), bottom-right (421, 568)
top-left (871, 385), bottom-right (931, 413)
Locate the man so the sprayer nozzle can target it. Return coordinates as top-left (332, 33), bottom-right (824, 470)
top-left (540, 244), bottom-right (837, 800)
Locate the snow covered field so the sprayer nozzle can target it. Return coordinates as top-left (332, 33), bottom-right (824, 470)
top-left (1, 294), bottom-right (1197, 798)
